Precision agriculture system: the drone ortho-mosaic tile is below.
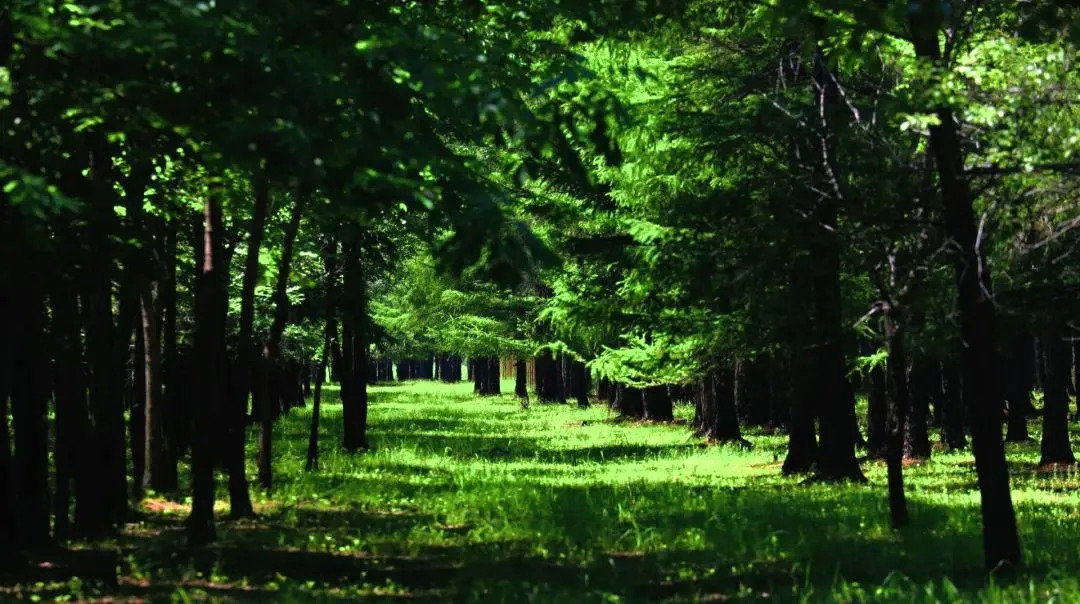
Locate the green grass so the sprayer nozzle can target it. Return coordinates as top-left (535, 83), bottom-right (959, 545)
top-left (7, 381), bottom-right (1080, 602)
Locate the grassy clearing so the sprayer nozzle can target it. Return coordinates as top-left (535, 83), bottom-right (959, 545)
top-left (6, 381), bottom-right (1080, 602)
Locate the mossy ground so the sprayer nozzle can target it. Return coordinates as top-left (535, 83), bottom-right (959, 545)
top-left (4, 381), bottom-right (1079, 601)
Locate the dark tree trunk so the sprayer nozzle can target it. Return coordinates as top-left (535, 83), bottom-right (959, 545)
top-left (9, 225), bottom-right (51, 549)
top-left (48, 274), bottom-right (88, 541)
top-left (783, 267), bottom-right (818, 474)
top-left (883, 306), bottom-right (909, 529)
top-left (696, 369), bottom-right (746, 445)
top-left (783, 345), bottom-right (819, 474)
top-left (1033, 337), bottom-right (1045, 393)
top-left (226, 173), bottom-right (270, 517)
top-left (341, 240), bottom-right (368, 452)
top-left (905, 357), bottom-right (933, 460)
top-left (0, 262), bottom-right (10, 559)
top-left (140, 282), bottom-right (171, 493)
top-left (643, 385), bottom-right (673, 421)
top-left (485, 357), bottom-right (501, 395)
top-left (598, 378), bottom-right (612, 405)
top-left (908, 3), bottom-right (1021, 568)
top-left (258, 192), bottom-right (307, 489)
top-left (306, 327), bottom-right (331, 472)
top-left (536, 350), bottom-right (563, 403)
top-left (472, 358), bottom-right (483, 393)
top-left (866, 362), bottom-right (888, 459)
top-left (570, 361), bottom-right (589, 409)
top-left (0, 194), bottom-right (12, 558)
top-left (940, 357), bottom-right (967, 449)
top-left (1039, 332), bottom-right (1075, 466)
top-left (515, 358), bottom-right (530, 405)
top-left (615, 384), bottom-right (644, 419)
top-left (735, 359), bottom-right (770, 426)
top-left (130, 308), bottom-right (146, 499)
top-left (80, 144), bottom-right (128, 536)
top-left (808, 43), bottom-right (862, 483)
top-left (1074, 342), bottom-right (1080, 418)
top-left (188, 189), bottom-right (226, 547)
top-left (159, 220), bottom-right (181, 488)
top-left (767, 356), bottom-right (789, 429)
top-left (1004, 335), bottom-right (1033, 443)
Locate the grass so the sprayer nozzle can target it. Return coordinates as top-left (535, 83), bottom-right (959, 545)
top-left (4, 381), bottom-right (1080, 602)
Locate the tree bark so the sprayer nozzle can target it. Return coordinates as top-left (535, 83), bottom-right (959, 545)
top-left (515, 358), bottom-right (530, 406)
top-left (48, 271), bottom-right (88, 541)
top-left (866, 362), bottom-right (888, 459)
top-left (783, 266), bottom-right (818, 474)
top-left (227, 172), bottom-right (270, 517)
top-left (306, 327), bottom-right (330, 472)
top-left (908, 3), bottom-right (1021, 568)
top-left (940, 358), bottom-right (967, 450)
top-left (258, 192), bottom-right (307, 488)
top-left (1039, 332), bottom-right (1075, 466)
top-left (1004, 335), bottom-right (1033, 443)
top-left (340, 239), bottom-right (369, 452)
top-left (188, 187), bottom-right (226, 546)
top-left (130, 306), bottom-right (146, 499)
top-left (615, 384), bottom-right (644, 419)
top-left (808, 42), bottom-right (862, 483)
top-left (535, 350), bottom-right (563, 403)
top-left (643, 385), bottom-right (673, 421)
top-left (81, 138), bottom-right (128, 536)
top-left (696, 369), bottom-right (746, 445)
top-left (140, 282), bottom-right (172, 493)
top-left (905, 357), bottom-right (933, 460)
top-left (570, 360), bottom-right (589, 409)
top-left (159, 219), bottom-right (181, 487)
top-left (883, 305), bottom-right (909, 529)
top-left (8, 219), bottom-right (51, 549)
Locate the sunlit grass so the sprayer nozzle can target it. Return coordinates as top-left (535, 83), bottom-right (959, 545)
top-left (15, 381), bottom-right (1080, 602)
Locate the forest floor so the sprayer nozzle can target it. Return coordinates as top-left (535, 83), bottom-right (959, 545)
top-left (4, 381), bottom-right (1080, 602)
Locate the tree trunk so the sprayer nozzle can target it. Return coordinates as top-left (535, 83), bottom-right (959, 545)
top-left (905, 357), bottom-right (933, 460)
top-left (140, 282), bottom-right (172, 493)
top-left (226, 172), bottom-right (270, 517)
top-left (306, 328), bottom-right (330, 472)
top-left (258, 192), bottom-right (307, 489)
top-left (615, 384), bottom-right (644, 419)
top-left (883, 305), bottom-right (909, 529)
top-left (130, 306), bottom-right (146, 500)
top-left (696, 369), bottom-right (746, 445)
top-left (341, 240), bottom-right (369, 452)
top-left (866, 362), bottom-right (888, 459)
top-left (808, 42), bottom-right (862, 483)
top-left (570, 361), bottom-right (589, 409)
top-left (48, 273), bottom-right (88, 541)
top-left (1033, 336), bottom-right (1046, 393)
top-left (159, 220), bottom-right (181, 488)
top-left (908, 3), bottom-right (1021, 568)
top-left (488, 357), bottom-right (502, 394)
top-left (940, 358), bottom-right (967, 450)
top-left (536, 350), bottom-right (563, 403)
top-left (188, 188), bottom-right (226, 547)
top-left (643, 385), bottom-right (673, 421)
top-left (80, 140), bottom-right (128, 536)
top-left (1071, 343), bottom-right (1080, 419)
top-left (1039, 332), bottom-right (1075, 466)
top-left (783, 266), bottom-right (818, 474)
top-left (1004, 336), bottom-right (1033, 443)
top-left (9, 222), bottom-right (51, 549)
top-left (515, 358), bottom-right (530, 405)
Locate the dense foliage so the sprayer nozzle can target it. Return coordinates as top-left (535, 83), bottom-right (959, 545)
top-left (2, 0), bottom-right (1080, 598)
